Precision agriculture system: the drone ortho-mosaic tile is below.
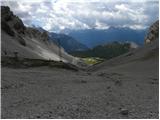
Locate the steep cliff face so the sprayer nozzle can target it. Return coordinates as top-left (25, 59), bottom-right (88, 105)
top-left (145, 20), bottom-right (159, 44)
top-left (1, 6), bottom-right (25, 35)
top-left (1, 6), bottom-right (79, 64)
top-left (1, 6), bottom-right (50, 43)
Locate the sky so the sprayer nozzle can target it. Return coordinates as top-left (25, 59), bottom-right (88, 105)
top-left (1, 0), bottom-right (159, 33)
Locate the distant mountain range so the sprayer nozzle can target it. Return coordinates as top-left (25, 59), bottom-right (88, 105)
top-left (68, 27), bottom-right (148, 48)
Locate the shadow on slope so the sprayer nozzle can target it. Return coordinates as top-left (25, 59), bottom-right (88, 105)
top-left (1, 56), bottom-right (79, 71)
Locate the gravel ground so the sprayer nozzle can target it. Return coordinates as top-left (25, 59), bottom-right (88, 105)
top-left (1, 55), bottom-right (158, 118)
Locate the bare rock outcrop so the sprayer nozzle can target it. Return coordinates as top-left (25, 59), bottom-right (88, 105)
top-left (25, 27), bottom-right (49, 42)
top-left (1, 6), bottom-right (25, 35)
top-left (145, 20), bottom-right (159, 44)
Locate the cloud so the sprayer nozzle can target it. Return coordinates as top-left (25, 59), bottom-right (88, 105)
top-left (1, 0), bottom-right (159, 32)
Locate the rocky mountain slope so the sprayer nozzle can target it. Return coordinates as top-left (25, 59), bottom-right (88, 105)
top-left (88, 39), bottom-right (158, 71)
top-left (1, 6), bottom-right (79, 64)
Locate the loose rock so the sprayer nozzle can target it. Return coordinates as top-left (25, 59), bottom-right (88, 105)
top-left (120, 108), bottom-right (129, 115)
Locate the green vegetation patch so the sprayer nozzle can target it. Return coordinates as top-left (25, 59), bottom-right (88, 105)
top-left (71, 41), bottom-right (130, 60)
top-left (82, 57), bottom-right (104, 65)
